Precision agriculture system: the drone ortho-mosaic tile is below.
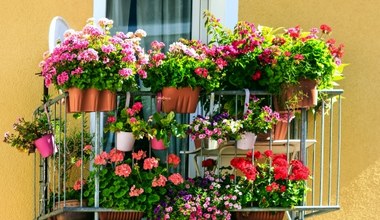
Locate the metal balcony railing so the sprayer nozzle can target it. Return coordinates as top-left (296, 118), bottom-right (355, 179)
top-left (33, 89), bottom-right (343, 220)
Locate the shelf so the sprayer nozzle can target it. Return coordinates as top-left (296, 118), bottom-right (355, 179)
top-left (180, 139), bottom-right (316, 156)
top-left (180, 139), bottom-right (316, 175)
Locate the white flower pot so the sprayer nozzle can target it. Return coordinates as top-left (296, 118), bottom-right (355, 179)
top-left (115, 131), bottom-right (135, 152)
top-left (206, 139), bottom-right (219, 150)
top-left (237, 132), bottom-right (257, 150)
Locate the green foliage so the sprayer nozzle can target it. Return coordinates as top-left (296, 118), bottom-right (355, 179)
top-left (3, 114), bottom-right (51, 153)
top-left (148, 111), bottom-right (188, 147)
top-left (141, 38), bottom-right (225, 93)
top-left (84, 150), bottom-right (171, 217)
top-left (233, 151), bottom-right (310, 208)
top-left (203, 11), bottom-right (346, 95)
top-left (104, 102), bottom-right (148, 139)
top-left (240, 97), bottom-right (279, 134)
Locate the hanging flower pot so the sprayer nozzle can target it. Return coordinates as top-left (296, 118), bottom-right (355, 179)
top-left (99, 211), bottom-right (144, 220)
top-left (237, 132), bottom-right (257, 150)
top-left (34, 134), bottom-right (54, 158)
top-left (160, 87), bottom-right (200, 113)
top-left (274, 112), bottom-right (295, 140)
top-left (82, 88), bottom-right (100, 112)
top-left (66, 87), bottom-right (84, 113)
top-left (115, 131), bottom-right (135, 152)
top-left (206, 139), bottom-right (218, 150)
top-left (194, 138), bottom-right (220, 150)
top-left (232, 211), bottom-right (285, 220)
top-left (98, 90), bottom-right (116, 112)
top-left (151, 138), bottom-right (167, 150)
top-left (275, 78), bottom-right (318, 111)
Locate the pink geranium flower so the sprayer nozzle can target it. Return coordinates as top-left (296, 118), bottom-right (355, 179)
top-left (168, 173), bottom-right (184, 185)
top-left (152, 174), bottom-right (167, 187)
top-left (115, 164), bottom-right (132, 178)
top-left (167, 154), bottom-right (180, 168)
top-left (143, 157), bottom-right (159, 170)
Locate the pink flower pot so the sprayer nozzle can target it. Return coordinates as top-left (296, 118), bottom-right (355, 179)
top-left (115, 131), bottom-right (135, 152)
top-left (34, 134), bottom-right (54, 158)
top-left (151, 138), bottom-right (166, 150)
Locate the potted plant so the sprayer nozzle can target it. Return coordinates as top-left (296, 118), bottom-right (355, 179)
top-left (148, 111), bottom-right (188, 150)
top-left (204, 11), bottom-right (266, 91)
top-left (230, 150), bottom-right (310, 220)
top-left (105, 102), bottom-right (148, 152)
top-left (152, 170), bottom-right (241, 219)
top-left (188, 113), bottom-right (237, 150)
top-left (204, 11), bottom-right (346, 110)
top-left (237, 97), bottom-right (279, 148)
top-left (261, 24), bottom-right (346, 110)
top-left (141, 39), bottom-right (225, 113)
top-left (40, 18), bottom-right (148, 112)
top-left (3, 114), bottom-right (53, 157)
top-left (84, 149), bottom-right (184, 219)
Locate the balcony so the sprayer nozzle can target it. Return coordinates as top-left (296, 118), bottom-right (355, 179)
top-left (33, 89), bottom-right (343, 220)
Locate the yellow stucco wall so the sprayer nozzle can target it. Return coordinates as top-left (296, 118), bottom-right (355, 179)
top-left (0, 1), bottom-right (92, 219)
top-left (239, 0), bottom-right (380, 219)
top-left (1, 1), bottom-right (378, 219)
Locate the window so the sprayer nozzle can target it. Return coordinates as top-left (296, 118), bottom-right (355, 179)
top-left (106, 0), bottom-right (192, 49)
top-left (93, 0), bottom-right (238, 43)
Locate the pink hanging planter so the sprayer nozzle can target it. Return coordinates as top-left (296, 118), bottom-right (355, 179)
top-left (151, 138), bottom-right (167, 150)
top-left (34, 134), bottom-right (54, 158)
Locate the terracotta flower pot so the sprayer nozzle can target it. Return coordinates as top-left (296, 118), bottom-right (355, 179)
top-left (275, 78), bottom-right (318, 110)
top-left (98, 90), bottom-right (116, 112)
top-left (274, 121), bottom-right (289, 140)
top-left (82, 88), bottom-right (100, 112)
top-left (115, 131), bottom-right (135, 152)
top-left (232, 211), bottom-right (285, 220)
top-left (193, 138), bottom-right (219, 149)
top-left (34, 134), bottom-right (54, 158)
top-left (99, 211), bottom-right (144, 220)
top-left (160, 87), bottom-right (200, 113)
top-left (53, 200), bottom-right (92, 220)
top-left (274, 112), bottom-right (295, 140)
top-left (67, 87), bottom-right (84, 113)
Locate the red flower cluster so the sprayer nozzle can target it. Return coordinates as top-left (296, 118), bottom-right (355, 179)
top-left (167, 154), bottom-right (181, 168)
top-left (231, 150), bottom-right (310, 186)
top-left (251, 70), bottom-right (261, 81)
top-left (230, 157), bottom-right (256, 181)
top-left (194, 67), bottom-right (208, 78)
top-left (320, 24), bottom-right (332, 34)
top-left (289, 160), bottom-right (310, 181)
top-left (201, 158), bottom-right (217, 168)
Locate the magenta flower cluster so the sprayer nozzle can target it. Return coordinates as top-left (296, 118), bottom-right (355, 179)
top-left (39, 18), bottom-right (148, 91)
